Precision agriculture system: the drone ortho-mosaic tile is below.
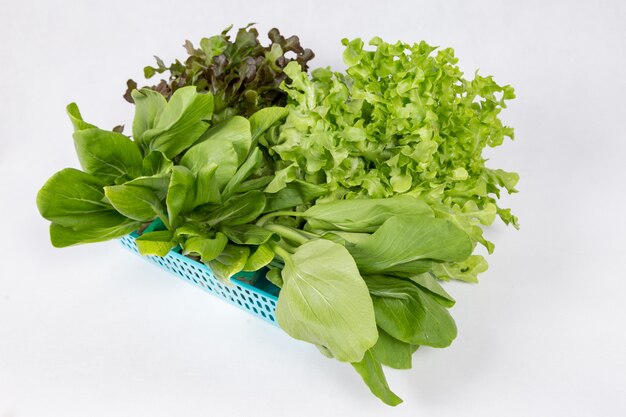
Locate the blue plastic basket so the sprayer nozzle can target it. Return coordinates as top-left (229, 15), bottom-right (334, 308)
top-left (119, 229), bottom-right (280, 326)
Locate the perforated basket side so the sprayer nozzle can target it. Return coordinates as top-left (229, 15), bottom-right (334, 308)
top-left (119, 233), bottom-right (279, 326)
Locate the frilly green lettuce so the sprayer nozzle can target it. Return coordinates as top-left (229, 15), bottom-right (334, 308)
top-left (272, 37), bottom-right (519, 281)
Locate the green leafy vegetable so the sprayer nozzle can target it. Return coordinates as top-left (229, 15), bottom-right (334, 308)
top-left (131, 88), bottom-right (166, 142)
top-left (182, 233), bottom-right (228, 263)
top-left (365, 276), bottom-right (457, 348)
top-left (180, 138), bottom-right (238, 190)
top-left (277, 37), bottom-right (518, 252)
top-left (138, 86), bottom-right (214, 158)
top-left (142, 150), bottom-right (172, 176)
top-left (203, 191), bottom-right (266, 226)
top-left (221, 148), bottom-right (263, 201)
top-left (68, 104), bottom-right (143, 184)
top-left (349, 215), bottom-right (473, 274)
top-left (66, 103), bottom-right (95, 130)
top-left (243, 243), bottom-right (274, 271)
top-left (38, 32), bottom-right (520, 407)
top-left (249, 107), bottom-right (289, 142)
top-left (104, 184), bottom-right (166, 224)
top-left (221, 224), bottom-right (276, 245)
top-left (209, 244), bottom-right (250, 283)
top-left (166, 165), bottom-right (220, 227)
top-left (371, 327), bottom-right (418, 370)
top-left (49, 220), bottom-right (140, 248)
top-left (408, 273), bottom-right (456, 308)
top-left (263, 180), bottom-right (326, 213)
top-left (303, 195), bottom-right (433, 232)
top-left (275, 240), bottom-right (377, 362)
top-left (431, 255), bottom-right (489, 283)
top-left (135, 230), bottom-right (177, 256)
top-left (195, 116), bottom-right (251, 163)
top-left (36, 168), bottom-right (141, 247)
top-left (351, 350), bottom-right (403, 406)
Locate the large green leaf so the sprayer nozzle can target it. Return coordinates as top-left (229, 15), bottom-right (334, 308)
top-left (275, 239), bottom-right (377, 363)
top-left (166, 166), bottom-right (195, 227)
top-left (193, 165), bottom-right (221, 207)
top-left (408, 273), bottom-right (455, 307)
top-left (221, 148), bottom-right (263, 201)
top-left (351, 350), bottom-right (403, 406)
top-left (166, 164), bottom-right (221, 228)
top-left (182, 232), bottom-right (228, 263)
top-left (131, 88), bottom-right (166, 145)
top-left (249, 107), bottom-right (289, 142)
top-left (350, 215), bottom-right (472, 274)
top-left (264, 180), bottom-right (326, 212)
top-left (37, 168), bottom-right (111, 228)
top-left (304, 195), bottom-right (433, 232)
top-left (208, 244), bottom-right (250, 283)
top-left (124, 173), bottom-right (171, 200)
top-left (104, 184), bottom-right (165, 222)
top-left (264, 163), bottom-right (298, 193)
top-left (49, 219), bottom-right (140, 248)
top-left (180, 138), bottom-right (238, 190)
top-left (265, 267), bottom-right (283, 288)
top-left (141, 86), bottom-right (214, 158)
top-left (73, 128), bottom-right (143, 184)
top-left (174, 222), bottom-right (207, 239)
top-left (377, 259), bottom-right (433, 277)
top-left (220, 224), bottom-right (276, 245)
top-left (203, 191), bottom-right (266, 226)
top-left (194, 115), bottom-right (251, 163)
top-left (371, 327), bottom-right (418, 370)
top-left (237, 176), bottom-right (273, 193)
top-left (135, 230), bottom-right (177, 256)
top-left (141, 150), bottom-right (172, 176)
top-left (365, 276), bottom-right (457, 348)
top-left (37, 168), bottom-right (141, 247)
top-left (66, 103), bottom-right (96, 131)
top-left (243, 243), bottom-right (274, 271)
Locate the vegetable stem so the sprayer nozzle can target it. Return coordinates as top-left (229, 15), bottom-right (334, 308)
top-left (256, 211), bottom-right (306, 226)
top-left (273, 245), bottom-right (294, 268)
top-left (155, 210), bottom-right (171, 230)
top-left (264, 224), bottom-right (309, 245)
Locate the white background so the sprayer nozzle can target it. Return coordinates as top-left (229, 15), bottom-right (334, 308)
top-left (1, 1), bottom-right (625, 416)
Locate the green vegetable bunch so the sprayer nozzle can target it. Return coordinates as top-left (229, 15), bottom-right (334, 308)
top-left (273, 38), bottom-right (518, 278)
top-left (37, 27), bottom-right (518, 406)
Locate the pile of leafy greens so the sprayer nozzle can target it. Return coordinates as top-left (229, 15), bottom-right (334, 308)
top-left (37, 29), bottom-right (517, 406)
top-left (124, 24), bottom-right (314, 123)
top-left (271, 38), bottom-right (519, 283)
